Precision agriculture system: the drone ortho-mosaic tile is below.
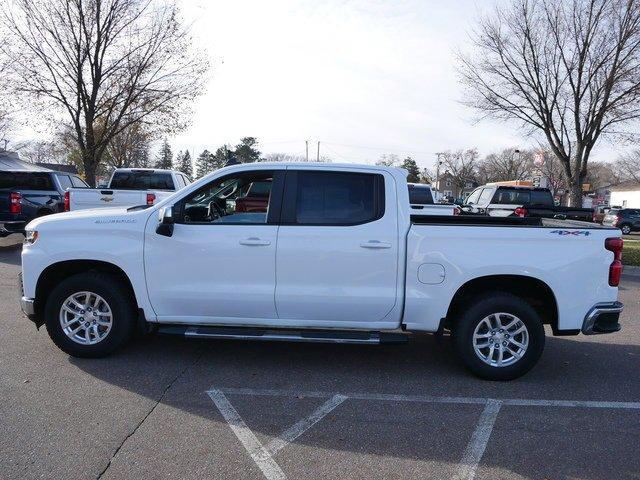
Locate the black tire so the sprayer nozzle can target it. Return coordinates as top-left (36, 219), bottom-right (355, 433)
top-left (44, 272), bottom-right (136, 358)
top-left (452, 293), bottom-right (545, 381)
top-left (620, 224), bottom-right (632, 235)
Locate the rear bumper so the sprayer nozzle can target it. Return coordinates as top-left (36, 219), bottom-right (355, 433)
top-left (0, 220), bottom-right (26, 236)
top-left (582, 301), bottom-right (623, 335)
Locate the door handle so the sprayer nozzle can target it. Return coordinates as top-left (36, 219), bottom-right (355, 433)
top-left (360, 240), bottom-right (392, 249)
top-left (239, 237), bottom-right (271, 246)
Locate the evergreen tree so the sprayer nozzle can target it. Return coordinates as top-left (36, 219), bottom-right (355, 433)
top-left (211, 145), bottom-right (232, 169)
top-left (155, 138), bottom-right (173, 169)
top-left (195, 149), bottom-right (213, 178)
top-left (401, 156), bottom-right (421, 183)
top-left (175, 150), bottom-right (193, 179)
top-left (234, 137), bottom-right (261, 163)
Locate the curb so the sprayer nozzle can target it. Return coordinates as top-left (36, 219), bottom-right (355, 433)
top-left (622, 265), bottom-right (640, 277)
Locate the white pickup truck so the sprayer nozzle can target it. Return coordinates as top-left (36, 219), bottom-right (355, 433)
top-left (65, 168), bottom-right (190, 211)
top-left (408, 183), bottom-right (459, 216)
top-left (19, 162), bottom-right (624, 380)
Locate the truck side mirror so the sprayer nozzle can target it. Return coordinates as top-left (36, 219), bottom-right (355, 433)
top-left (156, 206), bottom-right (174, 237)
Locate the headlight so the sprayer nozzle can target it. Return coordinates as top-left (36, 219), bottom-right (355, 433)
top-left (24, 230), bottom-right (38, 245)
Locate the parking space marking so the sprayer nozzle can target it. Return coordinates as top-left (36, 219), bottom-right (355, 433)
top-left (208, 387), bottom-right (640, 480)
top-left (453, 399), bottom-right (502, 480)
top-left (265, 394), bottom-right (347, 456)
top-left (214, 387), bottom-right (640, 410)
top-left (207, 389), bottom-right (286, 480)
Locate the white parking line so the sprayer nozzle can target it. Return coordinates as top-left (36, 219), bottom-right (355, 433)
top-left (214, 387), bottom-right (640, 410)
top-left (207, 389), bottom-right (286, 480)
top-left (453, 399), bottom-right (502, 480)
top-left (207, 387), bottom-right (640, 480)
top-left (265, 394), bottom-right (348, 456)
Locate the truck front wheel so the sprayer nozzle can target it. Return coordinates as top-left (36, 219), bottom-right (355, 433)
top-left (452, 293), bottom-right (545, 380)
top-left (44, 272), bottom-right (136, 358)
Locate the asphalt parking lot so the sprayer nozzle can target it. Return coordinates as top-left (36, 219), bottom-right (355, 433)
top-left (1, 235), bottom-right (639, 480)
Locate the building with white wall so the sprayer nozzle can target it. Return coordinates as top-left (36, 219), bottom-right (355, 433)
top-left (610, 181), bottom-right (640, 208)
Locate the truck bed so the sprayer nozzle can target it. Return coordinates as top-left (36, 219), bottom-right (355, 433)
top-left (411, 214), bottom-right (616, 229)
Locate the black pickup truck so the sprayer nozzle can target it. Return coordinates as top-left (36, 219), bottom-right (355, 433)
top-left (460, 184), bottom-right (594, 222)
top-left (0, 169), bottom-right (88, 236)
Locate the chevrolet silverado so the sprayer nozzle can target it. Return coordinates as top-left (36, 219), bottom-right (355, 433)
top-left (19, 163), bottom-right (624, 380)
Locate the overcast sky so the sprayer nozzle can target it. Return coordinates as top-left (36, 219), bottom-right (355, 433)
top-left (17, 0), bottom-right (629, 169)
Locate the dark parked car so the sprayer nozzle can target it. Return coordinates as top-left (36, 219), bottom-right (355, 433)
top-left (602, 208), bottom-right (640, 235)
top-left (461, 185), bottom-right (594, 222)
top-left (0, 170), bottom-right (88, 236)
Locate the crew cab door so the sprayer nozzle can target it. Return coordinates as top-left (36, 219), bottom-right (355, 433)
top-left (144, 169), bottom-right (284, 323)
top-left (275, 169), bottom-right (399, 328)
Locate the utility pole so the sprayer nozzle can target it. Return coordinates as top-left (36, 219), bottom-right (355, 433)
top-left (317, 141), bottom-right (320, 162)
top-left (305, 140), bottom-right (309, 162)
top-left (435, 152), bottom-right (445, 192)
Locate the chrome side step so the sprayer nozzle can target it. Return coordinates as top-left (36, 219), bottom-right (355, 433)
top-left (156, 325), bottom-right (408, 345)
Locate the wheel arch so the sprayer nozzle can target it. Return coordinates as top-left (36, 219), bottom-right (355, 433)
top-left (34, 260), bottom-right (138, 325)
top-left (445, 274), bottom-right (559, 333)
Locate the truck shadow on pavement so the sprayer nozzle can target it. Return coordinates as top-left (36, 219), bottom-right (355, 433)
top-left (68, 332), bottom-right (640, 479)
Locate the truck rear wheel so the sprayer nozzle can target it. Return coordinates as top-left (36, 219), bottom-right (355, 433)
top-left (44, 272), bottom-right (136, 358)
top-left (452, 293), bottom-right (545, 380)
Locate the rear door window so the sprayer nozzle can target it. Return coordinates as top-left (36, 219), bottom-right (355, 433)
top-left (465, 188), bottom-right (482, 205)
top-left (294, 171), bottom-right (384, 225)
top-left (70, 176), bottom-right (88, 188)
top-left (0, 172), bottom-right (54, 190)
top-left (56, 174), bottom-right (72, 190)
top-left (478, 188), bottom-right (494, 205)
top-left (110, 171), bottom-right (175, 190)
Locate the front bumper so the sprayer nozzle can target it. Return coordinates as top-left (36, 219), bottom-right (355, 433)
top-left (18, 272), bottom-right (37, 324)
top-left (20, 296), bottom-right (35, 316)
top-left (582, 302), bottom-right (623, 335)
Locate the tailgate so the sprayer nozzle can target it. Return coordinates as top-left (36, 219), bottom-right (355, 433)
top-left (69, 188), bottom-right (146, 210)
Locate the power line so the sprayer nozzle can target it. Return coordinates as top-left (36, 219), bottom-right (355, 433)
top-left (321, 141), bottom-right (439, 156)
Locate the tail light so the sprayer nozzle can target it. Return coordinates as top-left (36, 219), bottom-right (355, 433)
top-left (146, 193), bottom-right (156, 205)
top-left (9, 192), bottom-right (21, 214)
top-left (605, 237), bottom-right (623, 286)
top-left (514, 206), bottom-right (527, 217)
top-left (453, 206), bottom-right (461, 216)
top-left (63, 191), bottom-right (70, 211)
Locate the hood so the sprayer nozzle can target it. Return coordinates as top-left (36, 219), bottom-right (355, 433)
top-left (26, 206), bottom-right (149, 231)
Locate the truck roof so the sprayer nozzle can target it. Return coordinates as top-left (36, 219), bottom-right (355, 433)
top-left (484, 184), bottom-right (551, 192)
top-left (207, 162), bottom-right (406, 174)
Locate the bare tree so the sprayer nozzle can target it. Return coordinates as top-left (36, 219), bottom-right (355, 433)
top-left (261, 152), bottom-right (332, 163)
top-left (479, 148), bottom-right (534, 183)
top-left (104, 121), bottom-right (151, 169)
top-left (535, 149), bottom-right (567, 195)
top-left (440, 149), bottom-right (480, 192)
top-left (375, 153), bottom-right (400, 167)
top-left (420, 167), bottom-right (435, 184)
top-left (1, 0), bottom-right (208, 185)
top-left (614, 150), bottom-right (640, 182)
top-left (459, 0), bottom-right (640, 205)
